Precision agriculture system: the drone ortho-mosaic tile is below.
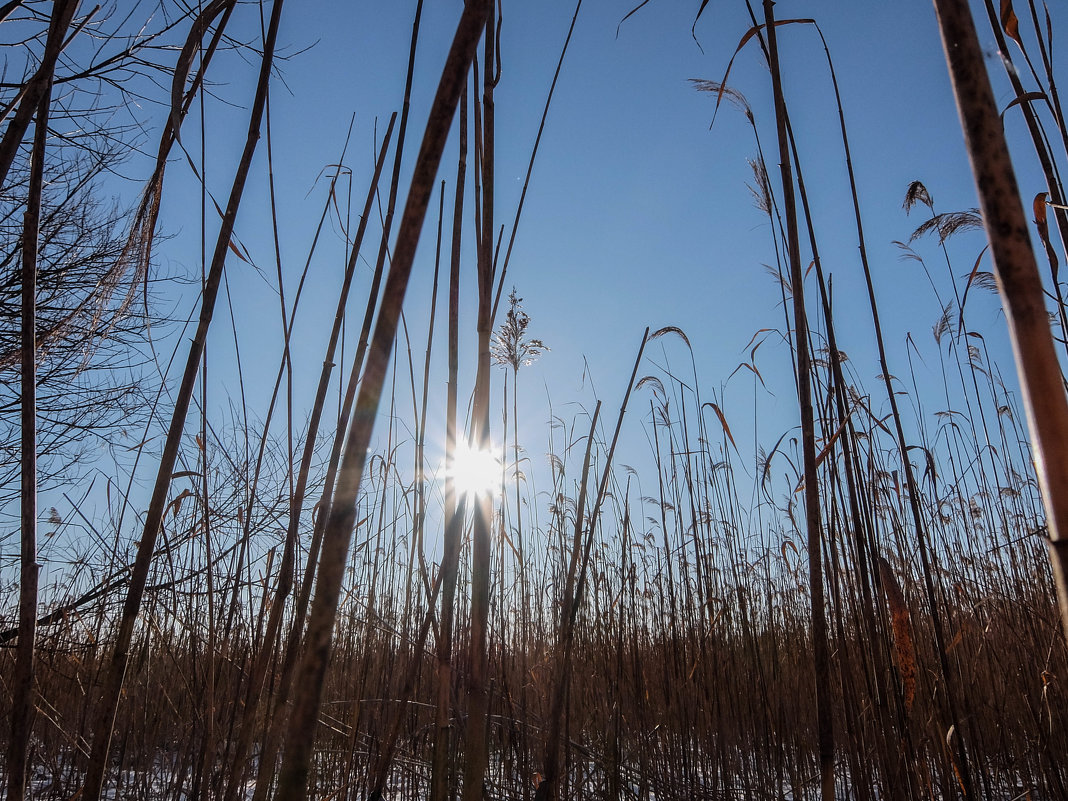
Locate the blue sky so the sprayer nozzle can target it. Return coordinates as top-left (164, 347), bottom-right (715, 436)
top-left (212, 3), bottom-right (1011, 455)
top-left (29, 0), bottom-right (1049, 564)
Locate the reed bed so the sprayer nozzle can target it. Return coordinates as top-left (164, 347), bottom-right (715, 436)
top-left (3, 1), bottom-right (1068, 800)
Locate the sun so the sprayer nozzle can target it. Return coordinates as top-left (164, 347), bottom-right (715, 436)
top-left (448, 441), bottom-right (502, 498)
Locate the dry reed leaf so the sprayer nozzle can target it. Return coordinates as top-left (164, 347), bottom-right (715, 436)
top-left (165, 488), bottom-right (195, 520)
top-left (760, 431), bottom-right (790, 493)
top-left (615, 0), bottom-right (652, 36)
top-left (1001, 90), bottom-right (1047, 119)
top-left (707, 598), bottom-right (728, 628)
top-left (692, 0), bottom-right (711, 46)
top-left (499, 523), bottom-right (520, 559)
top-left (851, 394), bottom-right (895, 436)
top-left (1000, 0), bottom-right (1024, 49)
top-left (1033, 192), bottom-right (1059, 280)
top-left (703, 401), bottom-right (739, 454)
top-left (958, 244), bottom-right (991, 330)
top-left (709, 19), bottom-right (815, 126)
top-left (728, 361), bottom-right (768, 390)
top-left (946, 724), bottom-right (967, 796)
top-left (171, 0), bottom-right (234, 143)
top-left (945, 623), bottom-right (967, 654)
top-left (228, 238), bottom-right (252, 264)
top-left (813, 406), bottom-right (855, 469)
top-left (878, 556), bottom-right (916, 715)
top-left (741, 328), bottom-right (774, 359)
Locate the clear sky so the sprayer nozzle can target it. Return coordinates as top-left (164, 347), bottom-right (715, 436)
top-left (202, 5), bottom-right (1013, 447)
top-left (33, 0), bottom-right (1050, 562)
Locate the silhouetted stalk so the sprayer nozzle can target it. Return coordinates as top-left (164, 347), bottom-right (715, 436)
top-left (1023, 0), bottom-right (1068, 157)
top-left (195, 105), bottom-right (219, 785)
top-left (221, 113), bottom-right (361, 801)
top-left (220, 94), bottom-right (288, 643)
top-left (775, 15), bottom-right (979, 795)
top-left (462, 4), bottom-right (497, 798)
top-left (265, 16), bottom-right (429, 717)
top-left (0, 0), bottom-right (76, 192)
top-left (574, 329), bottom-right (648, 620)
top-left (535, 402), bottom-right (600, 801)
top-left (364, 182), bottom-right (447, 801)
top-left (781, 51), bottom-right (920, 795)
top-left (366, 505), bottom-right (461, 801)
top-left (490, 0), bottom-right (583, 317)
top-left (273, 4), bottom-right (488, 797)
top-left (430, 78), bottom-right (467, 801)
top-left (762, 3), bottom-right (834, 798)
top-left (262, 18), bottom-right (429, 751)
top-left (81, 4), bottom-right (285, 799)
top-left (275, 0), bottom-right (428, 692)
top-left (5, 57), bottom-right (50, 801)
top-left (537, 328), bottom-right (646, 801)
top-left (415, 182), bottom-right (446, 595)
top-left (934, 0), bottom-right (1068, 638)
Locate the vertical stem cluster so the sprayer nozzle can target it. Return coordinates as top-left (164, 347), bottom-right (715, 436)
top-left (275, 4), bottom-right (489, 797)
top-left (82, 3), bottom-right (286, 797)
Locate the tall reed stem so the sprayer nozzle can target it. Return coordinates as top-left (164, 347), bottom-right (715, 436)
top-left (6, 44), bottom-right (51, 801)
top-left (762, 3), bottom-right (834, 798)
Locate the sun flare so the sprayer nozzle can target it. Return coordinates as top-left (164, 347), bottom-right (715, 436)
top-left (448, 442), bottom-right (502, 498)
